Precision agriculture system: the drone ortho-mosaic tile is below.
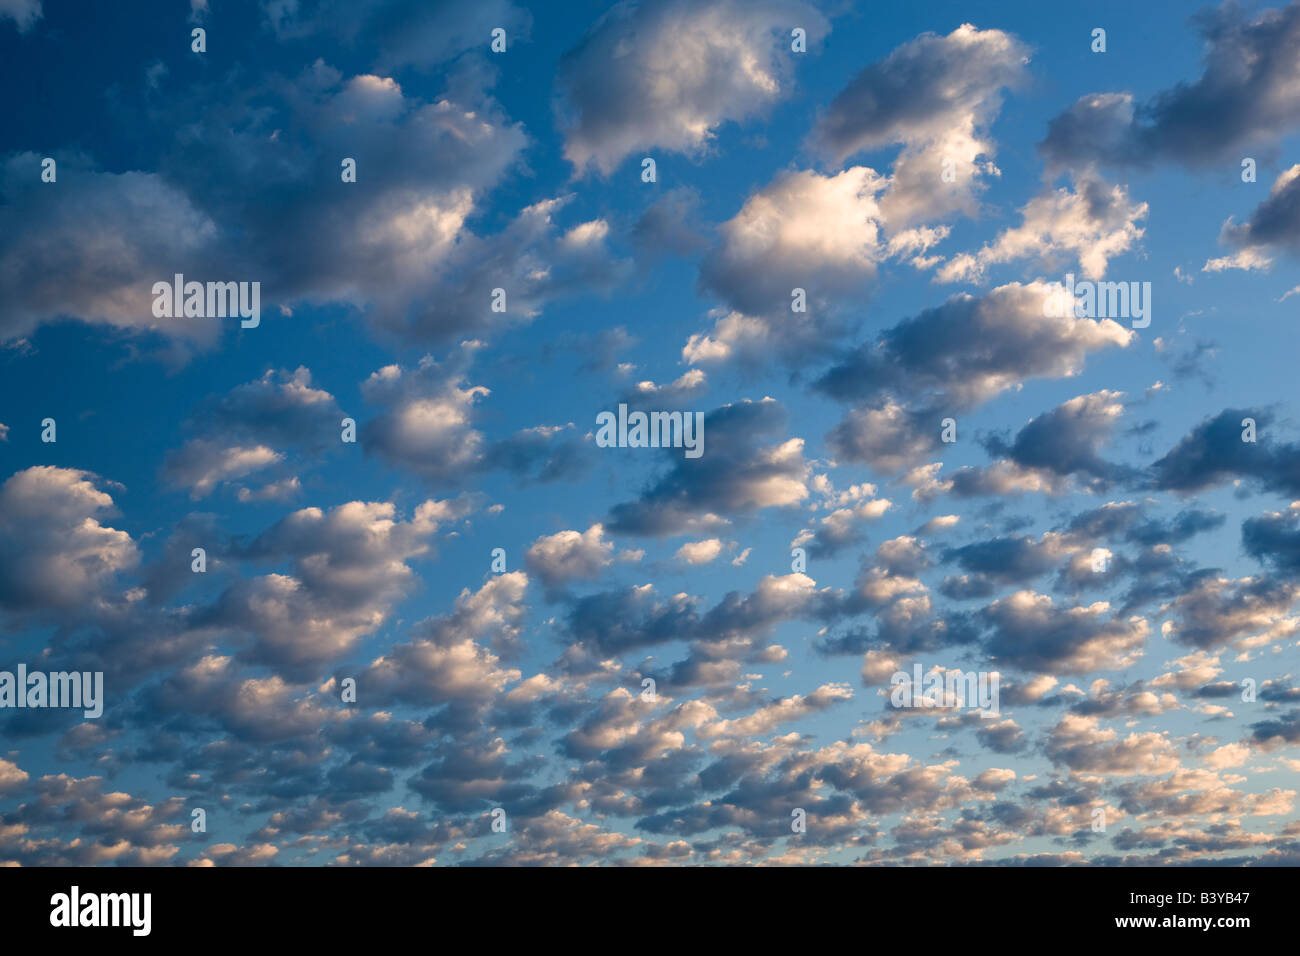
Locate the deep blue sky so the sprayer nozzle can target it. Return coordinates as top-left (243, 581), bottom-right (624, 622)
top-left (0, 0), bottom-right (1298, 865)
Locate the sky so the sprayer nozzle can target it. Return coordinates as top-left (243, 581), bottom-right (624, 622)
top-left (0, 0), bottom-right (1298, 866)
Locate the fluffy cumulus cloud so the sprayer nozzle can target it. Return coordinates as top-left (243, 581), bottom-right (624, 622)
top-left (557, 0), bottom-right (829, 174)
top-left (810, 24), bottom-right (1029, 226)
top-left (688, 166), bottom-right (887, 363)
top-left (207, 498), bottom-right (464, 679)
top-left (937, 172), bottom-right (1147, 283)
top-left (0, 154), bottom-right (220, 342)
top-left (526, 524), bottom-right (617, 587)
top-left (981, 590), bottom-right (1149, 673)
top-left (977, 391), bottom-right (1135, 492)
top-left (360, 347), bottom-right (590, 486)
top-left (358, 574), bottom-right (529, 706)
top-left (1151, 408), bottom-right (1300, 497)
top-left (160, 366), bottom-right (347, 501)
top-left (685, 25), bottom-right (1036, 366)
top-left (0, 467), bottom-right (138, 616)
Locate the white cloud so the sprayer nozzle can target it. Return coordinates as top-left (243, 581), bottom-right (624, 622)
top-left (558, 0), bottom-right (828, 174)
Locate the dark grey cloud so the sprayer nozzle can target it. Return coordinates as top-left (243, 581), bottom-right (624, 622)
top-left (808, 24), bottom-right (1028, 227)
top-left (606, 398), bottom-right (809, 536)
top-left (817, 285), bottom-right (1131, 411)
top-left (566, 572), bottom-right (830, 657)
top-left (1151, 407), bottom-right (1300, 496)
top-left (1221, 164), bottom-right (1300, 256)
top-left (982, 391), bottom-right (1136, 490)
top-left (1243, 507), bottom-right (1300, 569)
top-left (1164, 573), bottom-right (1300, 649)
top-left (810, 24), bottom-right (1027, 161)
top-left (1040, 2), bottom-right (1300, 170)
top-left (1250, 710), bottom-right (1300, 747)
top-left (1127, 508), bottom-right (1226, 546)
top-left (981, 591), bottom-right (1147, 674)
top-left (0, 154), bottom-right (221, 344)
top-left (1060, 502), bottom-right (1222, 546)
top-left (939, 533), bottom-right (1075, 598)
top-left (816, 284), bottom-right (1131, 473)
top-left (196, 367), bottom-right (345, 452)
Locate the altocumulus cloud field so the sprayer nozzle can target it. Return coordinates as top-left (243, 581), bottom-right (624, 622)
top-left (0, 0), bottom-right (1298, 868)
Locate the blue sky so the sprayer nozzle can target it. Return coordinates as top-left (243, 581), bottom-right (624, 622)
top-left (0, 0), bottom-right (1299, 865)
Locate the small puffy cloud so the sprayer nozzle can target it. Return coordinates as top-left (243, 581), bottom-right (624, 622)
top-left (818, 282), bottom-right (1133, 411)
top-left (361, 348), bottom-right (588, 486)
top-left (700, 683), bottom-right (852, 738)
top-left (624, 368), bottom-right (707, 406)
top-left (632, 187), bottom-right (708, 258)
top-left (361, 354), bottom-right (490, 482)
top-left (1151, 408), bottom-right (1300, 497)
top-left (1162, 574), bottom-right (1300, 651)
top-left (195, 367), bottom-right (345, 452)
top-left (675, 539), bottom-right (724, 565)
top-left (162, 440), bottom-right (283, 499)
top-left (525, 524), bottom-right (616, 587)
top-left (978, 390), bottom-right (1135, 492)
top-left (0, 758), bottom-right (30, 795)
top-left (358, 574), bottom-right (529, 704)
top-left (1149, 650), bottom-right (1222, 691)
top-left (792, 499), bottom-right (892, 559)
top-left (557, 0), bottom-right (828, 174)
